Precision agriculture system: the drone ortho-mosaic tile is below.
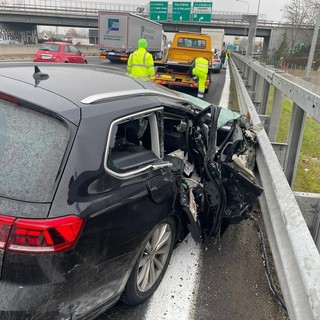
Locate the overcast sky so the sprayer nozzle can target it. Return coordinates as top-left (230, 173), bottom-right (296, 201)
top-left (101, 0), bottom-right (289, 21)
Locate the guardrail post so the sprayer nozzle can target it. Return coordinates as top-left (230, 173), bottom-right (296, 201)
top-left (314, 210), bottom-right (320, 250)
top-left (294, 192), bottom-right (320, 251)
top-left (284, 103), bottom-right (306, 187)
top-left (261, 81), bottom-right (270, 114)
top-left (247, 66), bottom-right (256, 90)
top-left (242, 63), bottom-right (247, 82)
top-left (268, 87), bottom-right (284, 142)
top-left (254, 74), bottom-right (264, 113)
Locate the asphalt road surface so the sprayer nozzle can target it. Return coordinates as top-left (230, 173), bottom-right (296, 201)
top-left (87, 58), bottom-right (288, 320)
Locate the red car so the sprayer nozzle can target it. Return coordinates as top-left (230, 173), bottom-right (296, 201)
top-left (33, 42), bottom-right (87, 64)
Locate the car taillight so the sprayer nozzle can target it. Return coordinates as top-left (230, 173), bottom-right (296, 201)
top-left (0, 216), bottom-right (15, 250)
top-left (0, 215), bottom-right (84, 254)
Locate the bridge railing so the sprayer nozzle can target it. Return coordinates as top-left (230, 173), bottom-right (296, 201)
top-left (230, 53), bottom-right (320, 320)
top-left (0, 0), bottom-right (313, 29)
top-left (1, 0), bottom-right (141, 15)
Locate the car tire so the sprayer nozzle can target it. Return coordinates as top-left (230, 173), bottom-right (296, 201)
top-left (121, 217), bottom-right (176, 305)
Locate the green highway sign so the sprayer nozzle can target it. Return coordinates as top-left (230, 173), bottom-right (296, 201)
top-left (149, 1), bottom-right (168, 21)
top-left (192, 2), bottom-right (212, 23)
top-left (172, 2), bottom-right (192, 22)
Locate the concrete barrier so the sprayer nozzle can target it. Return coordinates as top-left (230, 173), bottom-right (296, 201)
top-left (0, 44), bottom-right (99, 60)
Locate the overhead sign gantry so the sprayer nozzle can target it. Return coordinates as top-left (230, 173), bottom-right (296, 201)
top-left (149, 1), bottom-right (212, 23)
top-left (149, 1), bottom-right (169, 21)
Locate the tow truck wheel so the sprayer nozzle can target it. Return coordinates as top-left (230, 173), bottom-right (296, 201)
top-left (121, 217), bottom-right (176, 305)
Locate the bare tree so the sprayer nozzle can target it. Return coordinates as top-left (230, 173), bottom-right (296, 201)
top-left (65, 28), bottom-right (79, 37)
top-left (282, 0), bottom-right (319, 24)
top-left (282, 0), bottom-right (308, 25)
top-left (281, 0), bottom-right (315, 48)
top-left (304, 0), bottom-right (319, 24)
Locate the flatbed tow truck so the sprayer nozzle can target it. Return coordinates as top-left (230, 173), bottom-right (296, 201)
top-left (154, 32), bottom-right (215, 92)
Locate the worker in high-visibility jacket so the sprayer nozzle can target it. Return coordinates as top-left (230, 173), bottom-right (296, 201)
top-left (192, 57), bottom-right (209, 99)
top-left (223, 50), bottom-right (230, 69)
top-left (127, 39), bottom-right (155, 81)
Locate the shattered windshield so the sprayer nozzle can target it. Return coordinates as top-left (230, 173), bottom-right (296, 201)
top-left (175, 91), bottom-right (241, 128)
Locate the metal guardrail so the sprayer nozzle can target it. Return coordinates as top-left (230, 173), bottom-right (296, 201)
top-left (230, 54), bottom-right (320, 320)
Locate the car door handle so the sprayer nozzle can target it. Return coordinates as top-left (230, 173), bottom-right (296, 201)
top-left (151, 162), bottom-right (173, 170)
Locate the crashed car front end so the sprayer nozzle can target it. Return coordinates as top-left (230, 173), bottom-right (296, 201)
top-left (162, 102), bottom-right (263, 243)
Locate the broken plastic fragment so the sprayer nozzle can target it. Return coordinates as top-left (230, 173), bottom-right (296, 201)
top-left (232, 154), bottom-right (255, 178)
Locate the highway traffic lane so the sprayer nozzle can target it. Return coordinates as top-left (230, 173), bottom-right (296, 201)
top-left (91, 57), bottom-right (225, 106)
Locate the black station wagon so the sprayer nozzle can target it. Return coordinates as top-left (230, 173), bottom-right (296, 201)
top-left (0, 63), bottom-right (263, 319)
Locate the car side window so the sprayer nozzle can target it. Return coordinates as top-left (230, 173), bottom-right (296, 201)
top-left (64, 45), bottom-right (71, 53)
top-left (106, 112), bottom-right (161, 177)
top-left (69, 45), bottom-right (80, 53)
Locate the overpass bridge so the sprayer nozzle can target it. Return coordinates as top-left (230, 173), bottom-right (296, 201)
top-left (0, 0), bottom-right (315, 57)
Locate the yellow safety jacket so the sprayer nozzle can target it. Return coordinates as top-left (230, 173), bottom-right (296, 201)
top-left (127, 47), bottom-right (155, 81)
top-left (192, 57), bottom-right (209, 95)
top-left (193, 57), bottom-right (209, 76)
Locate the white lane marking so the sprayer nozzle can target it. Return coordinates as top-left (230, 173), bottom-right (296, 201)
top-left (144, 234), bottom-right (201, 320)
top-left (144, 66), bottom-right (230, 320)
top-left (218, 66), bottom-right (231, 108)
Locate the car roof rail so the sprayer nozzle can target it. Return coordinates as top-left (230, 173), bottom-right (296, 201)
top-left (81, 89), bottom-right (191, 105)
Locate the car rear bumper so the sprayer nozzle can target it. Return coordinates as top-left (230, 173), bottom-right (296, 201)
top-left (0, 294), bottom-right (121, 320)
top-left (0, 249), bottom-right (137, 319)
top-left (33, 59), bottom-right (61, 63)
top-left (154, 79), bottom-right (197, 88)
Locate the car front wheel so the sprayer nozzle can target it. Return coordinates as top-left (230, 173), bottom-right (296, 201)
top-left (121, 217), bottom-right (176, 305)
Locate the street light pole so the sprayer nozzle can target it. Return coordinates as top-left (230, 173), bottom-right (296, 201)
top-left (252, 0), bottom-right (261, 56)
top-left (236, 0), bottom-right (249, 54)
top-left (304, 8), bottom-right (320, 81)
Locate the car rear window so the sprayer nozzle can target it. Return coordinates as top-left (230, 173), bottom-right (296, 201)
top-left (177, 37), bottom-right (206, 49)
top-left (0, 99), bottom-right (69, 202)
top-left (40, 44), bottom-right (60, 52)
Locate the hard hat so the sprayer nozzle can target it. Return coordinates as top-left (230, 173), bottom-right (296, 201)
top-left (138, 38), bottom-right (148, 49)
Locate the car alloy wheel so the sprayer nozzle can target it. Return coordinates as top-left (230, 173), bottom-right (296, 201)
top-left (121, 217), bottom-right (176, 305)
top-left (137, 222), bottom-right (173, 292)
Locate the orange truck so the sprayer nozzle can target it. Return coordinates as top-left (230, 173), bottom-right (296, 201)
top-left (154, 32), bottom-right (214, 92)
